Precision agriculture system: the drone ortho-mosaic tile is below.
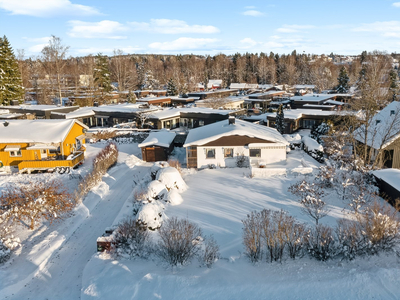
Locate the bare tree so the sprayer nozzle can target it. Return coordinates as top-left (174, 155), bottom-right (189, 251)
top-left (40, 35), bottom-right (69, 104)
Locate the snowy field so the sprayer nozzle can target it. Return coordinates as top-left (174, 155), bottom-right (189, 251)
top-left (1, 142), bottom-right (400, 300)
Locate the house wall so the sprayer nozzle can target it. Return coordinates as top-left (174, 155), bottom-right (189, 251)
top-left (62, 122), bottom-right (86, 157)
top-left (196, 145), bottom-right (286, 169)
top-left (386, 138), bottom-right (400, 169)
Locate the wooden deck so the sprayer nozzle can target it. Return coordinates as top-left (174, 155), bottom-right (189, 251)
top-left (18, 151), bottom-right (85, 173)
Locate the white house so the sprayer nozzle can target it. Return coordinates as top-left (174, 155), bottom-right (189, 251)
top-left (184, 118), bottom-right (288, 169)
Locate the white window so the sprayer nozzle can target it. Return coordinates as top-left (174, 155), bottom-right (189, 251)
top-left (10, 150), bottom-right (22, 157)
top-left (205, 148), bottom-right (215, 159)
top-left (224, 148), bottom-right (234, 158)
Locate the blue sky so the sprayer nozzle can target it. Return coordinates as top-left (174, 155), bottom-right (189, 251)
top-left (1, 0), bottom-right (400, 57)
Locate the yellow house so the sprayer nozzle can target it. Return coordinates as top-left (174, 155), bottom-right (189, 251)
top-left (0, 119), bottom-right (89, 173)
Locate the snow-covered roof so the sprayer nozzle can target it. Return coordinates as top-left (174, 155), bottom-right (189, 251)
top-left (184, 119), bottom-right (288, 147)
top-left (0, 119), bottom-right (88, 143)
top-left (373, 169), bottom-right (400, 191)
top-left (208, 80), bottom-right (223, 89)
top-left (3, 105), bottom-right (79, 111)
top-left (138, 130), bottom-right (176, 148)
top-left (136, 96), bottom-right (171, 102)
top-left (52, 107), bottom-right (95, 119)
top-left (264, 109), bottom-right (337, 120)
top-left (230, 83), bottom-right (247, 89)
top-left (290, 94), bottom-right (335, 102)
top-left (354, 101), bottom-right (400, 149)
top-left (293, 85), bottom-right (315, 89)
top-left (325, 100), bottom-right (345, 105)
top-left (93, 103), bottom-right (158, 114)
top-left (149, 107), bottom-right (235, 120)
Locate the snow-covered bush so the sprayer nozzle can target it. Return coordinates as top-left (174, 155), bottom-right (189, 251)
top-left (150, 161), bottom-right (169, 180)
top-left (156, 167), bottom-right (188, 192)
top-left (306, 224), bottom-right (336, 261)
top-left (136, 202), bottom-right (165, 230)
top-left (144, 181), bottom-right (169, 202)
top-left (302, 136), bottom-right (324, 163)
top-left (155, 217), bottom-right (203, 266)
top-left (284, 133), bottom-right (302, 150)
top-left (236, 153), bottom-right (248, 168)
top-left (113, 218), bottom-right (151, 259)
top-left (167, 158), bottom-right (182, 175)
top-left (198, 235), bottom-right (220, 268)
top-left (0, 240), bottom-right (11, 264)
top-left (289, 180), bottom-right (328, 226)
top-left (336, 218), bottom-right (365, 260)
top-left (166, 190), bottom-right (184, 206)
top-left (310, 122), bottom-right (332, 144)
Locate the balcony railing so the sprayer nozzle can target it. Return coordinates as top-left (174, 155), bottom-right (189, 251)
top-left (18, 151), bottom-right (85, 172)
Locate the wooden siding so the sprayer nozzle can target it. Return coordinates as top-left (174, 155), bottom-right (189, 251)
top-left (386, 137), bottom-right (400, 169)
top-left (202, 135), bottom-right (274, 147)
top-left (141, 146), bottom-right (168, 162)
top-left (187, 146), bottom-right (197, 168)
top-left (18, 151), bottom-right (84, 172)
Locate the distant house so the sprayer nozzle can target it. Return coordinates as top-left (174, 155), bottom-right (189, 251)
top-left (0, 119), bottom-right (88, 173)
top-left (207, 80), bottom-right (223, 89)
top-left (354, 101), bottom-right (400, 168)
top-left (139, 130), bottom-right (176, 162)
top-left (184, 118), bottom-right (288, 169)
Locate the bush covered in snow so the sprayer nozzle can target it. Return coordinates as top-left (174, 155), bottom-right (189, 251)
top-left (155, 217), bottom-right (219, 267)
top-left (302, 136), bottom-right (324, 163)
top-left (113, 218), bottom-right (151, 258)
top-left (306, 224), bottom-right (336, 261)
top-left (156, 167), bottom-right (188, 192)
top-left (144, 181), bottom-right (169, 202)
top-left (136, 202), bottom-right (165, 230)
top-left (150, 161), bottom-right (169, 180)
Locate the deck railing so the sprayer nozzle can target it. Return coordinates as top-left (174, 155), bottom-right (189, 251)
top-left (18, 151), bottom-right (85, 171)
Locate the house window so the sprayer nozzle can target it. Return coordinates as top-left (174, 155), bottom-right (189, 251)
top-left (199, 120), bottom-right (204, 126)
top-left (10, 150), bottom-right (22, 157)
top-left (249, 149), bottom-right (261, 157)
top-left (390, 110), bottom-right (395, 116)
top-left (205, 148), bottom-right (215, 159)
top-left (376, 120), bottom-right (381, 125)
top-left (41, 149), bottom-right (46, 154)
top-left (224, 148), bottom-right (234, 158)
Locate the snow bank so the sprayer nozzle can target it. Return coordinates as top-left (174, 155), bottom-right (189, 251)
top-left (302, 136), bottom-right (323, 151)
top-left (284, 133), bottom-right (302, 144)
top-left (156, 167), bottom-right (188, 192)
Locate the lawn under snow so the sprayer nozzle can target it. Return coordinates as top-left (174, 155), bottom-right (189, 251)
top-left (1, 143), bottom-right (400, 300)
top-left (81, 163), bottom-right (400, 300)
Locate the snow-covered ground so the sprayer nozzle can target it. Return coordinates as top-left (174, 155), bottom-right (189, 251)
top-left (1, 142), bottom-right (400, 300)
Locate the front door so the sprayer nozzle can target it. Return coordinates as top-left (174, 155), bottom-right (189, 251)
top-left (41, 149), bottom-right (47, 159)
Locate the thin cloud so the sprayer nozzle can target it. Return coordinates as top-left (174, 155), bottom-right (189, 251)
top-left (0, 0), bottom-right (101, 17)
top-left (353, 21), bottom-right (400, 38)
top-left (129, 19), bottom-right (219, 34)
top-left (242, 10), bottom-right (264, 17)
top-left (67, 20), bottom-right (129, 39)
top-left (277, 24), bottom-right (315, 33)
top-left (245, 6), bottom-right (256, 9)
top-left (392, 2), bottom-right (400, 7)
top-left (75, 46), bottom-right (143, 55)
top-left (149, 37), bottom-right (218, 51)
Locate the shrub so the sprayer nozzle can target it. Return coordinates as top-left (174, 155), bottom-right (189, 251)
top-left (236, 153), bottom-right (248, 168)
top-left (242, 211), bottom-right (263, 263)
top-left (113, 218), bottom-right (150, 258)
top-left (261, 209), bottom-right (287, 263)
top-left (336, 218), bottom-right (365, 260)
top-left (198, 235), bottom-right (220, 268)
top-left (306, 224), bottom-right (336, 261)
top-left (0, 241), bottom-right (10, 264)
top-left (155, 217), bottom-right (203, 266)
top-left (167, 159), bottom-right (182, 174)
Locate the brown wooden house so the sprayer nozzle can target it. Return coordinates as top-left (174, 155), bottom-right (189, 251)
top-left (139, 130), bottom-right (176, 162)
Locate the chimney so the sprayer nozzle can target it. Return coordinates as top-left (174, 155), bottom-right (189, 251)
top-left (229, 116), bottom-right (235, 125)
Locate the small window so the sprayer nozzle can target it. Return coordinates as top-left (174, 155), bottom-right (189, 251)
top-left (10, 150), bottom-right (22, 157)
top-left (41, 149), bottom-right (46, 154)
top-left (376, 120), bottom-right (381, 125)
top-left (199, 120), bottom-right (204, 126)
top-left (224, 148), bottom-right (234, 158)
top-left (390, 110), bottom-right (395, 116)
top-left (249, 149), bottom-right (261, 157)
top-left (205, 148), bottom-right (215, 159)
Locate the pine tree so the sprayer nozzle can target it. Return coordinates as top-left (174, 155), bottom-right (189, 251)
top-left (166, 78), bottom-right (178, 96)
top-left (0, 36), bottom-right (24, 105)
top-left (336, 66), bottom-right (350, 93)
top-left (127, 90), bottom-right (136, 103)
top-left (93, 53), bottom-right (112, 104)
top-left (275, 104), bottom-right (285, 134)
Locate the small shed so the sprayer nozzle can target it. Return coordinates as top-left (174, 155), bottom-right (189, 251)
top-left (372, 169), bottom-right (400, 207)
top-left (139, 130), bottom-right (176, 162)
top-left (96, 236), bottom-right (113, 252)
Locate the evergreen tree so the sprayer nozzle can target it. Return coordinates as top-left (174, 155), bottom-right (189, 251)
top-left (275, 104), bottom-right (285, 134)
top-left (166, 78), bottom-right (178, 96)
top-left (0, 36), bottom-right (24, 105)
top-left (389, 69), bottom-right (398, 102)
top-left (93, 53), bottom-right (112, 104)
top-left (127, 90), bottom-right (136, 103)
top-left (336, 66), bottom-right (350, 93)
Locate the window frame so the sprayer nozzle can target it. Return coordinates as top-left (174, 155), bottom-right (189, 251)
top-left (205, 148), bottom-right (216, 159)
top-left (249, 149), bottom-right (261, 158)
top-left (224, 148), bottom-right (234, 158)
top-left (9, 150), bottom-right (22, 157)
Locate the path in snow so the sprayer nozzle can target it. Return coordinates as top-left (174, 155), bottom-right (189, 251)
top-left (0, 162), bottom-right (137, 300)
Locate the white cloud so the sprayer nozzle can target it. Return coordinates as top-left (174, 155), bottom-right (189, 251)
top-left (149, 37), bottom-right (218, 51)
top-left (242, 10), bottom-right (264, 17)
top-left (67, 20), bottom-right (129, 39)
top-left (0, 0), bottom-right (100, 17)
top-left (392, 2), bottom-right (400, 7)
top-left (245, 6), bottom-right (256, 9)
top-left (353, 21), bottom-right (400, 38)
top-left (28, 43), bottom-right (48, 53)
top-left (277, 24), bottom-right (315, 33)
top-left (129, 19), bottom-right (219, 34)
top-left (240, 38), bottom-right (259, 48)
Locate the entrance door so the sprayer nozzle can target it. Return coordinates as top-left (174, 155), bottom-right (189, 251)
top-left (41, 149), bottom-right (47, 159)
top-left (146, 148), bottom-right (156, 162)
